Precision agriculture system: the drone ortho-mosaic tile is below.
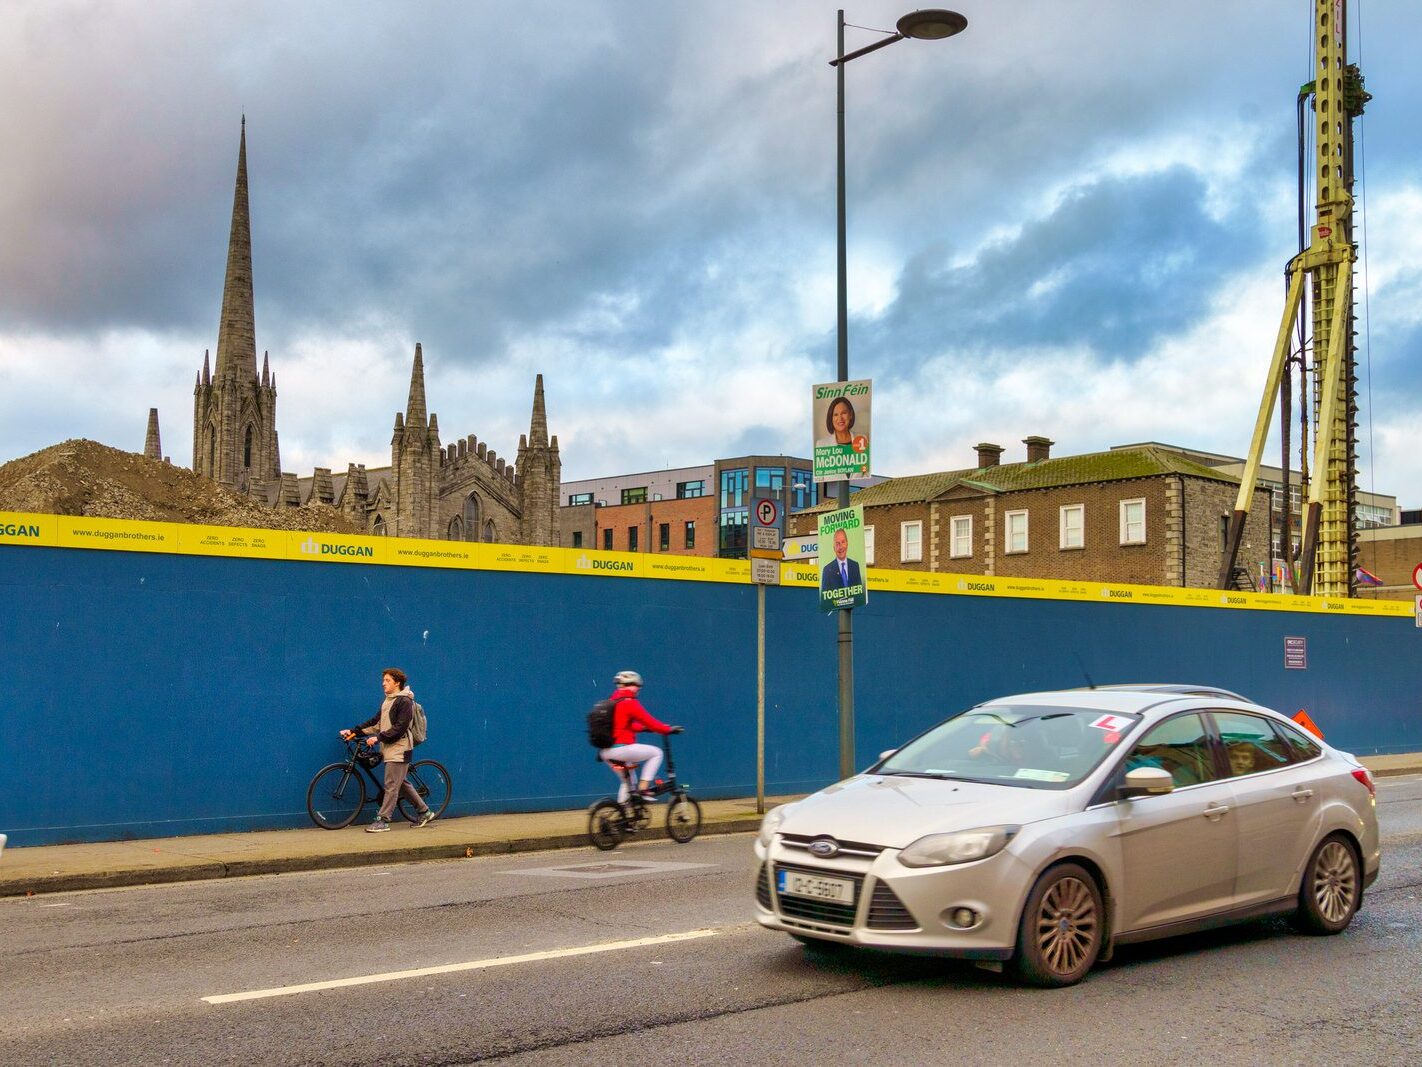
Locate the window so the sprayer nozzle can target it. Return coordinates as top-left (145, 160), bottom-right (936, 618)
top-left (1059, 504), bottom-right (1084, 550)
top-left (483, 520), bottom-right (495, 542)
top-left (628, 526), bottom-right (639, 552)
top-left (754, 466), bottom-right (786, 503)
top-left (676, 480), bottom-right (706, 499)
top-left (950, 515), bottom-right (972, 559)
top-left (684, 520), bottom-right (696, 549)
top-left (621, 487), bottom-right (647, 505)
top-left (719, 510), bottom-right (748, 553)
top-left (1275, 720), bottom-right (1322, 762)
top-left (568, 492), bottom-right (593, 506)
top-left (464, 492), bottom-right (482, 541)
top-left (659, 523), bottom-right (670, 551)
top-left (242, 425), bottom-right (253, 468)
top-left (1123, 713), bottom-right (1219, 787)
top-left (900, 521), bottom-right (922, 563)
top-left (1214, 712), bottom-right (1293, 778)
top-left (602, 528), bottom-right (613, 550)
top-left (1120, 499), bottom-right (1146, 545)
top-left (1005, 510), bottom-right (1028, 554)
top-left (571, 531), bottom-right (583, 548)
top-left (720, 468), bottom-right (749, 509)
top-left (864, 526), bottom-right (876, 566)
top-left (447, 516), bottom-right (463, 540)
top-left (790, 469), bottom-right (816, 511)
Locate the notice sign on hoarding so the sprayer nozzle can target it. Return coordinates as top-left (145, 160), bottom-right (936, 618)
top-left (818, 505), bottom-right (868, 612)
top-left (1284, 635), bottom-right (1308, 670)
top-left (812, 379), bottom-right (871, 482)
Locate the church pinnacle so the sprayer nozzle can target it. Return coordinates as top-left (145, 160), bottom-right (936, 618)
top-left (405, 343), bottom-right (428, 427)
top-left (528, 373), bottom-right (549, 449)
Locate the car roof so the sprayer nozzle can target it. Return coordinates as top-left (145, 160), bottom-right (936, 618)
top-left (1081, 683), bottom-right (1250, 702)
top-left (975, 688), bottom-right (1261, 717)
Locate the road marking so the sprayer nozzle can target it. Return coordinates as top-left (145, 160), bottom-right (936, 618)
top-left (202, 927), bottom-right (722, 1004)
top-left (506, 860), bottom-right (715, 880)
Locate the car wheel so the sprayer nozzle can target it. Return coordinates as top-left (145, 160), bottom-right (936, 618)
top-left (1009, 863), bottom-right (1103, 988)
top-left (1293, 833), bottom-right (1361, 935)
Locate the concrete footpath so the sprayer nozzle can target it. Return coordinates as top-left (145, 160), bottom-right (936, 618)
top-left (3, 752), bottom-right (1419, 898)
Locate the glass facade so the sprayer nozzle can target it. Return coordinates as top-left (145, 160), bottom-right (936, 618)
top-left (790, 469), bottom-right (817, 511)
top-left (720, 468), bottom-right (748, 509)
top-left (720, 510), bottom-right (748, 553)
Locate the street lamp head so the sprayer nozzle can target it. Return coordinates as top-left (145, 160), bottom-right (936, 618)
top-left (896, 9), bottom-right (968, 41)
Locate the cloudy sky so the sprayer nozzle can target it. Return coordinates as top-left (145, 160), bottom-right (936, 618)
top-left (1, 0), bottom-right (1418, 505)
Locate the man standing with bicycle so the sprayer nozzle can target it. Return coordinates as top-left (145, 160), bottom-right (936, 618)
top-left (341, 667), bottom-right (434, 832)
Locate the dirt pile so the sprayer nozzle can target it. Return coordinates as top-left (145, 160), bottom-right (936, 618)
top-left (0, 439), bottom-right (360, 533)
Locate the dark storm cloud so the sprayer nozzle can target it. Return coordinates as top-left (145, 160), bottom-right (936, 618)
top-left (853, 165), bottom-right (1275, 382)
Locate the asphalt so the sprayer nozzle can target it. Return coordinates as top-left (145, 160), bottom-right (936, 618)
top-left (3, 752), bottom-right (1419, 898)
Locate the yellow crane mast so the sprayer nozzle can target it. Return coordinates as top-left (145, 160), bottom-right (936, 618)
top-left (1219, 0), bottom-right (1370, 597)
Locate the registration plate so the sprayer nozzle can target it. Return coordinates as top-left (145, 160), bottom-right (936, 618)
top-left (776, 868), bottom-right (855, 904)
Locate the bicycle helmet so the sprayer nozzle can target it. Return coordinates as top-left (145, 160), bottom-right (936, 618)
top-left (614, 670), bottom-right (643, 688)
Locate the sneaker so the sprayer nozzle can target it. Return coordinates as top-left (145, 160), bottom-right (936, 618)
top-left (414, 808), bottom-right (437, 828)
top-left (365, 819), bottom-right (391, 833)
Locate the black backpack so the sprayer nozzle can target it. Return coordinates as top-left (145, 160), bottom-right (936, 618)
top-left (587, 697), bottom-right (624, 749)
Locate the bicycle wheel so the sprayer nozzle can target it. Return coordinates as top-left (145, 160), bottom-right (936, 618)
top-left (588, 799), bottom-right (626, 851)
top-left (398, 760), bottom-right (452, 823)
top-left (666, 794), bottom-right (702, 843)
top-left (307, 763), bottom-right (367, 829)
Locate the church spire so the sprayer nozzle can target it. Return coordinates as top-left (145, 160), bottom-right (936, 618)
top-left (528, 373), bottom-right (549, 448)
top-left (405, 343), bottom-right (428, 427)
top-left (212, 118), bottom-right (257, 384)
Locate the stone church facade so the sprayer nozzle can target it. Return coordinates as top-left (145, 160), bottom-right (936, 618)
top-left (156, 121), bottom-right (560, 546)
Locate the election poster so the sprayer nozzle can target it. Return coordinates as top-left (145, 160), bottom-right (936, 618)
top-left (818, 505), bottom-right (868, 612)
top-left (812, 379), bottom-right (871, 482)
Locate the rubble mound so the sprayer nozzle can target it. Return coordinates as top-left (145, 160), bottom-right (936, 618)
top-left (0, 439), bottom-right (359, 533)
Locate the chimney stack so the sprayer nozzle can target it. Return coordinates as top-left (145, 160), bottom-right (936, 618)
top-left (975, 442), bottom-right (1004, 468)
top-left (1023, 435), bottom-right (1054, 463)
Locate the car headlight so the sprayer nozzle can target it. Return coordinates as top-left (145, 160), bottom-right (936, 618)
top-left (898, 825), bottom-right (1019, 868)
top-left (758, 803), bottom-right (794, 847)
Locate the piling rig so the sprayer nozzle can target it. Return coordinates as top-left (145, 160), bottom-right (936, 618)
top-left (1218, 0), bottom-right (1370, 596)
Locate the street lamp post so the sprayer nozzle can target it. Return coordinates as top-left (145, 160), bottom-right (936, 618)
top-left (830, 8), bottom-right (967, 780)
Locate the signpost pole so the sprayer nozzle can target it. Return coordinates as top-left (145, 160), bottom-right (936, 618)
top-left (757, 582), bottom-right (766, 814)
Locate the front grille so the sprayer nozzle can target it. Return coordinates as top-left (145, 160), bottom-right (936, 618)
top-left (773, 863), bottom-right (863, 928)
top-left (866, 880), bottom-right (918, 931)
top-left (755, 864), bottom-right (772, 910)
top-left (780, 833), bottom-right (885, 858)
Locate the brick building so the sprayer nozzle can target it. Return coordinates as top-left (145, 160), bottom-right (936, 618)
top-left (789, 437), bottom-right (1273, 589)
top-left (1355, 523), bottom-right (1422, 601)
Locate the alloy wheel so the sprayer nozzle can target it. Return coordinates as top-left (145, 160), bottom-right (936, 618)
top-left (1311, 840), bottom-right (1358, 924)
top-left (1034, 875), bottom-right (1099, 977)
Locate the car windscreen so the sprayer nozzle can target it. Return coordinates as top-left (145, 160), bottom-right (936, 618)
top-left (876, 706), bottom-right (1143, 789)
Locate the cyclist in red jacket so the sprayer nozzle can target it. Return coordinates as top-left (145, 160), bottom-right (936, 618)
top-left (600, 670), bottom-right (680, 802)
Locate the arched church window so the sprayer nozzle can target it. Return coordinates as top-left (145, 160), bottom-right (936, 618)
top-left (447, 516), bottom-right (463, 540)
top-left (373, 514), bottom-right (386, 536)
top-left (463, 493), bottom-right (481, 542)
top-left (243, 425), bottom-right (253, 468)
top-left (483, 520), bottom-right (496, 543)
top-left (207, 430), bottom-right (216, 475)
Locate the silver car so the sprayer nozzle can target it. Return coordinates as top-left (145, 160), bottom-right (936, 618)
top-left (754, 687), bottom-right (1380, 986)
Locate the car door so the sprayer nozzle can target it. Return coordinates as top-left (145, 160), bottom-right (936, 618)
top-left (1112, 712), bottom-right (1239, 932)
top-left (1215, 710), bottom-right (1326, 906)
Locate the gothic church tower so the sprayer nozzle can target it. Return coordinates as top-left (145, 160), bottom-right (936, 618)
top-left (192, 118), bottom-right (280, 494)
top-left (516, 374), bottom-right (560, 545)
top-left (391, 343), bottom-right (441, 538)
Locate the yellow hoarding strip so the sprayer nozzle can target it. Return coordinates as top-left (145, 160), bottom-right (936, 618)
top-left (0, 510), bottom-right (1411, 619)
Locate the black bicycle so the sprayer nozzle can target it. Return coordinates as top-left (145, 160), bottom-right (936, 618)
top-left (588, 732), bottom-right (702, 851)
top-left (306, 736), bottom-right (453, 829)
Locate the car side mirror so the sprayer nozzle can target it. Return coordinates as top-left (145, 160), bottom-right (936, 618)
top-left (1120, 766), bottom-right (1174, 798)
top-left (878, 749), bottom-right (897, 762)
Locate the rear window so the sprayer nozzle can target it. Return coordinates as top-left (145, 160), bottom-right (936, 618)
top-left (1275, 719), bottom-right (1324, 762)
top-left (877, 706), bottom-right (1142, 790)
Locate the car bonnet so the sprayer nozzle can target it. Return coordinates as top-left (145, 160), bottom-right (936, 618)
top-left (777, 773), bottom-right (1076, 850)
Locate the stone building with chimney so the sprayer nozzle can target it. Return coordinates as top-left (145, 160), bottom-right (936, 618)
top-left (150, 120), bottom-right (560, 546)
